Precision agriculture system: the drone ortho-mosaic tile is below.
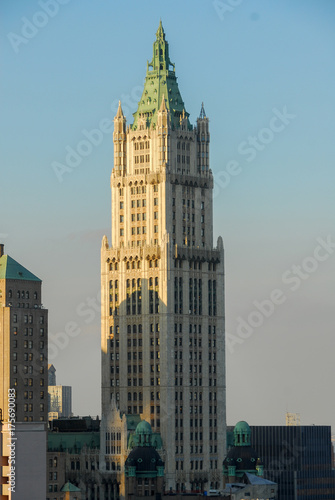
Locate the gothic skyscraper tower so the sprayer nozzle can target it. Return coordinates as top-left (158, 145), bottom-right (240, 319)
top-left (101, 22), bottom-right (226, 491)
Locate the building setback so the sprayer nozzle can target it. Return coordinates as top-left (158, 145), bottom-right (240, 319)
top-left (101, 22), bottom-right (226, 492)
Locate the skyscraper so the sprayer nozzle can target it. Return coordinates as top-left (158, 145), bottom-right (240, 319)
top-left (0, 244), bottom-right (48, 423)
top-left (48, 364), bottom-right (72, 420)
top-left (0, 244), bottom-right (48, 499)
top-left (101, 23), bottom-right (226, 491)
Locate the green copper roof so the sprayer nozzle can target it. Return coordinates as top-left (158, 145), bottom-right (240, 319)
top-left (125, 414), bottom-right (142, 431)
top-left (136, 420), bottom-right (152, 436)
top-left (48, 431), bottom-right (100, 452)
top-left (0, 255), bottom-right (41, 282)
top-left (132, 21), bottom-right (191, 131)
top-left (61, 482), bottom-right (81, 492)
top-left (234, 421), bottom-right (251, 447)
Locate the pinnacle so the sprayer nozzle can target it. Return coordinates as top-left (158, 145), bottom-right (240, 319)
top-left (156, 19), bottom-right (165, 40)
top-left (160, 95), bottom-right (167, 111)
top-left (116, 100), bottom-right (124, 118)
top-left (199, 102), bottom-right (206, 119)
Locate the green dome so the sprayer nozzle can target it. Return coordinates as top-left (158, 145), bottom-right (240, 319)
top-left (136, 420), bottom-right (152, 436)
top-left (234, 421), bottom-right (251, 433)
top-left (234, 421), bottom-right (251, 446)
top-left (135, 420), bottom-right (153, 447)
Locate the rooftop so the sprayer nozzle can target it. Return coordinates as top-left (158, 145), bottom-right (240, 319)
top-left (0, 253), bottom-right (41, 282)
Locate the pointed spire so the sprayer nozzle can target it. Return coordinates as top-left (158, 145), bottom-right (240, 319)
top-left (156, 19), bottom-right (165, 41)
top-left (160, 94), bottom-right (167, 111)
top-left (132, 24), bottom-right (191, 131)
top-left (102, 235), bottom-right (109, 250)
top-left (116, 100), bottom-right (124, 118)
top-left (199, 102), bottom-right (206, 119)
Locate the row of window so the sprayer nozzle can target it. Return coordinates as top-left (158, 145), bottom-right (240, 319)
top-left (174, 259), bottom-right (216, 271)
top-left (175, 392), bottom-right (203, 402)
top-left (12, 327), bottom-right (45, 337)
top-left (134, 154), bottom-right (150, 164)
top-left (177, 155), bottom-right (190, 165)
top-left (8, 291), bottom-right (38, 299)
top-left (175, 238), bottom-right (206, 248)
top-left (24, 391), bottom-right (44, 399)
top-left (12, 339), bottom-right (45, 350)
top-left (13, 364), bottom-right (44, 374)
top-left (109, 259), bottom-right (159, 272)
top-left (173, 324), bottom-right (217, 337)
top-left (13, 378), bottom-right (45, 387)
top-left (177, 142), bottom-right (191, 151)
top-left (134, 141), bottom-right (150, 151)
top-left (23, 403), bottom-right (44, 412)
top-left (13, 314), bottom-right (44, 324)
top-left (13, 340), bottom-right (45, 349)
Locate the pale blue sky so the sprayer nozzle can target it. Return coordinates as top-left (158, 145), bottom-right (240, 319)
top-left (1, 0), bottom-right (335, 430)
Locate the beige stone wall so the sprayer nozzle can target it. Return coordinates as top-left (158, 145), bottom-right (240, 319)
top-left (101, 105), bottom-right (226, 492)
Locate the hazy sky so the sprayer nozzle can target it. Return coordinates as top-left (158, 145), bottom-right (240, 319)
top-left (1, 0), bottom-right (335, 432)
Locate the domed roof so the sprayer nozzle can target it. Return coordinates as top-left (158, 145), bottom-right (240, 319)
top-left (234, 421), bottom-right (251, 433)
top-left (233, 420), bottom-right (251, 446)
top-left (136, 420), bottom-right (153, 435)
top-left (125, 446), bottom-right (164, 474)
top-left (223, 445), bottom-right (259, 472)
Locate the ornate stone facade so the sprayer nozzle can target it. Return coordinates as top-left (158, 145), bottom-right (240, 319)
top-left (101, 23), bottom-right (226, 493)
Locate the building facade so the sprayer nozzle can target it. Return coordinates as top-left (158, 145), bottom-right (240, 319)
top-left (0, 244), bottom-right (48, 423)
top-left (48, 365), bottom-right (72, 420)
top-left (101, 23), bottom-right (226, 492)
top-left (0, 244), bottom-right (48, 499)
top-left (227, 425), bottom-right (335, 500)
top-left (222, 421), bottom-right (277, 500)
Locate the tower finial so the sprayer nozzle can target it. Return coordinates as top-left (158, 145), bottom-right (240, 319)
top-left (156, 19), bottom-right (165, 41)
top-left (199, 102), bottom-right (206, 119)
top-left (116, 100), bottom-right (124, 118)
